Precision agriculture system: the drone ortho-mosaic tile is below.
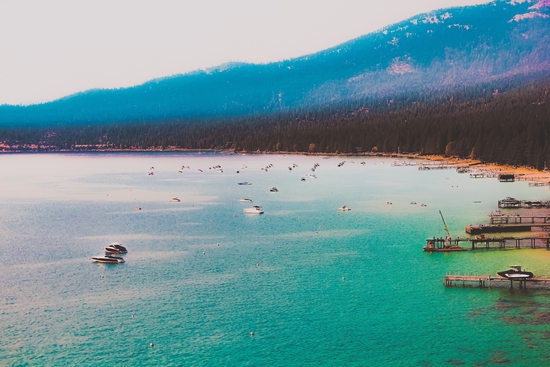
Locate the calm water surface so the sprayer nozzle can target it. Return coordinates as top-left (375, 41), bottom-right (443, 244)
top-left (1, 152), bottom-right (550, 366)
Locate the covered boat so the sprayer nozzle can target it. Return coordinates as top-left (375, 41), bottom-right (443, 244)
top-left (497, 265), bottom-right (534, 279)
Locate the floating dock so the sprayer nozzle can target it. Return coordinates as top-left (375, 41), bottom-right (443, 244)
top-left (425, 236), bottom-right (550, 251)
top-left (444, 274), bottom-right (550, 289)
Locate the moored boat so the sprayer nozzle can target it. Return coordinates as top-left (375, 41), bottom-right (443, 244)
top-left (243, 206), bottom-right (264, 215)
top-left (90, 255), bottom-right (125, 264)
top-left (239, 198), bottom-right (253, 203)
top-left (103, 243), bottom-right (128, 254)
top-left (497, 265), bottom-right (534, 279)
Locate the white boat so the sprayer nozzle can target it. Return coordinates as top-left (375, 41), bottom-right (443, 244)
top-left (239, 198), bottom-right (253, 203)
top-left (270, 187), bottom-right (279, 192)
top-left (339, 205), bottom-right (351, 211)
top-left (103, 243), bottom-right (128, 254)
top-left (90, 255), bottom-right (125, 264)
top-left (238, 181), bottom-right (251, 185)
top-left (170, 197), bottom-right (181, 202)
top-left (243, 206), bottom-right (264, 215)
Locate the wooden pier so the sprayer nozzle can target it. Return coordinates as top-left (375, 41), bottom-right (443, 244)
top-left (489, 213), bottom-right (550, 225)
top-left (425, 236), bottom-right (550, 251)
top-left (418, 164), bottom-right (454, 170)
top-left (465, 213), bottom-right (550, 234)
top-left (444, 274), bottom-right (550, 289)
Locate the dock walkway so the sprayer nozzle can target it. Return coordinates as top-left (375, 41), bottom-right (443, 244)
top-left (444, 274), bottom-right (550, 289)
top-left (425, 236), bottom-right (550, 251)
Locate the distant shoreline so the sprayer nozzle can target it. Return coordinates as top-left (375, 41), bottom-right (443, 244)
top-left (4, 147), bottom-right (550, 184)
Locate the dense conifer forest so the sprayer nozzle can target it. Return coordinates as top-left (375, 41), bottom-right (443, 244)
top-left (1, 75), bottom-right (550, 169)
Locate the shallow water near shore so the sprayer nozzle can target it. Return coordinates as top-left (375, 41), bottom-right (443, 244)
top-left (1, 152), bottom-right (550, 366)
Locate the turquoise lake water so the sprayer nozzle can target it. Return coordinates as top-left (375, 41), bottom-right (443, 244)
top-left (1, 152), bottom-right (550, 366)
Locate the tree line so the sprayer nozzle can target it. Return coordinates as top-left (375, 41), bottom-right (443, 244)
top-left (1, 76), bottom-right (550, 169)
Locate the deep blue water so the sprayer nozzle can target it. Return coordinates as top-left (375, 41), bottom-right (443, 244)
top-left (1, 152), bottom-right (550, 366)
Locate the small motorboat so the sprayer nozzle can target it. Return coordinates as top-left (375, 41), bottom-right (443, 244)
top-left (339, 205), bottom-right (351, 211)
top-left (90, 255), bottom-right (125, 264)
top-left (238, 182), bottom-right (251, 185)
top-left (497, 265), bottom-right (534, 279)
top-left (239, 198), bottom-right (253, 203)
top-left (170, 197), bottom-right (181, 202)
top-left (270, 187), bottom-right (279, 192)
top-left (243, 206), bottom-right (264, 215)
top-left (103, 243), bottom-right (128, 254)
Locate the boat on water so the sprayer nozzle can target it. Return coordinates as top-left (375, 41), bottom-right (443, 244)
top-left (103, 243), bottom-right (128, 254)
top-left (238, 182), bottom-right (252, 185)
top-left (239, 198), bottom-right (253, 203)
top-left (339, 205), bottom-right (351, 211)
top-left (243, 206), bottom-right (264, 215)
top-left (170, 197), bottom-right (181, 202)
top-left (497, 265), bottom-right (534, 279)
top-left (270, 187), bottom-right (279, 192)
top-left (90, 255), bottom-right (125, 264)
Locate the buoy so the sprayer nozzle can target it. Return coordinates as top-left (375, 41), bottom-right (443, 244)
top-left (150, 343), bottom-right (154, 347)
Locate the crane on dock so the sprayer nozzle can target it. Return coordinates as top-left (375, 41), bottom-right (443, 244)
top-left (439, 210), bottom-right (451, 242)
top-left (424, 211), bottom-right (468, 252)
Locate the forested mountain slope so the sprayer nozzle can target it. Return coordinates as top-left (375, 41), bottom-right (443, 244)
top-left (1, 0), bottom-right (550, 126)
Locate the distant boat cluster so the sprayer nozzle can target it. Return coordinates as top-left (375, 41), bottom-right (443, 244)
top-left (141, 159), bottom-right (434, 217)
top-left (89, 243), bottom-right (127, 264)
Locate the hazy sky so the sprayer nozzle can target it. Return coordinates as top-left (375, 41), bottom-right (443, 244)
top-left (0, 0), bottom-right (491, 105)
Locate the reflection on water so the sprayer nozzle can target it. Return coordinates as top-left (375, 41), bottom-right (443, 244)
top-left (0, 152), bottom-right (549, 366)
